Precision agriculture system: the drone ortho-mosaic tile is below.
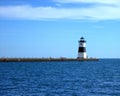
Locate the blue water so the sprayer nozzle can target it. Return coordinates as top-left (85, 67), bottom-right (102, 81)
top-left (0, 59), bottom-right (120, 96)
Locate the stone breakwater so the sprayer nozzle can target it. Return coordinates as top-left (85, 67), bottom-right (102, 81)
top-left (0, 58), bottom-right (99, 62)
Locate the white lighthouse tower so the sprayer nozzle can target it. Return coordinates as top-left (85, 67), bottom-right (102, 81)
top-left (78, 37), bottom-right (87, 59)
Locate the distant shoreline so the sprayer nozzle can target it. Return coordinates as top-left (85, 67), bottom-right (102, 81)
top-left (0, 58), bottom-right (99, 62)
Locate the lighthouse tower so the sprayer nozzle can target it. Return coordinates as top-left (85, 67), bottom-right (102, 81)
top-left (78, 37), bottom-right (87, 59)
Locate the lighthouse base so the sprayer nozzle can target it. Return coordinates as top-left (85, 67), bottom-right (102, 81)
top-left (78, 52), bottom-right (87, 59)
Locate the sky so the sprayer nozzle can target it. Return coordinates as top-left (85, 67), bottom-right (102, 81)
top-left (0, 0), bottom-right (120, 58)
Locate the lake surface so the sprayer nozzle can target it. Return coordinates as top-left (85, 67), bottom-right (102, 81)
top-left (0, 59), bottom-right (120, 96)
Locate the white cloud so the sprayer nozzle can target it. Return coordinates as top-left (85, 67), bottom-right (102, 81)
top-left (55, 0), bottom-right (120, 5)
top-left (0, 4), bottom-right (120, 20)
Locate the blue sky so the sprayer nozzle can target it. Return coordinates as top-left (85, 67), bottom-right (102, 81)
top-left (0, 0), bottom-right (120, 58)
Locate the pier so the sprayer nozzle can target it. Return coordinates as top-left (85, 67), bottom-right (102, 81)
top-left (0, 58), bottom-right (99, 62)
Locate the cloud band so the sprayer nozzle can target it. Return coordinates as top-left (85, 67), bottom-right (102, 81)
top-left (0, 0), bottom-right (120, 20)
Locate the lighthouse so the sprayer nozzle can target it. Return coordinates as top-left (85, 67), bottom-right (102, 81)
top-left (78, 37), bottom-right (87, 59)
